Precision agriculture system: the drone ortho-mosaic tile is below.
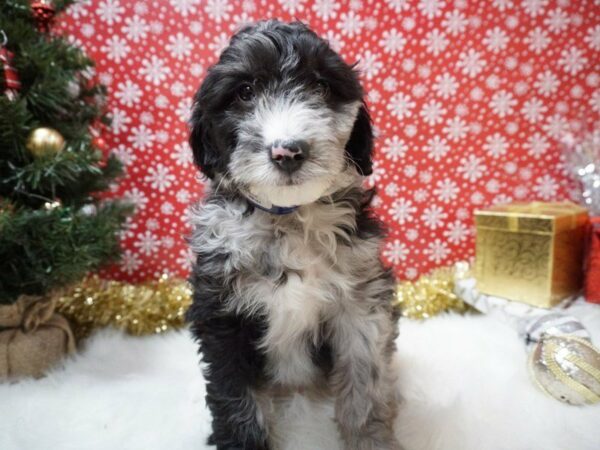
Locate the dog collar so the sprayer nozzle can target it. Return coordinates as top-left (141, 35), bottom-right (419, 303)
top-left (239, 188), bottom-right (299, 215)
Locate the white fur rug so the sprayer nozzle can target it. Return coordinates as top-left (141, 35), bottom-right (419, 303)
top-left (1, 302), bottom-right (599, 450)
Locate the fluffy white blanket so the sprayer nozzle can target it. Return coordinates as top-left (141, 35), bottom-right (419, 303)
top-left (1, 302), bottom-right (599, 450)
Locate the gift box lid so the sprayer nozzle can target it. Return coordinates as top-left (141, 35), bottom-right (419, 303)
top-left (475, 201), bottom-right (588, 234)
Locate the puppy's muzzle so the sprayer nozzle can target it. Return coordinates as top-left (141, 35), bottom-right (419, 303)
top-left (269, 139), bottom-right (310, 174)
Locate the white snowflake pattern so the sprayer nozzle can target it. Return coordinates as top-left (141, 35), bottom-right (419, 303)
top-left (68, 0), bottom-right (91, 19)
top-left (205, 0), bottom-right (233, 22)
top-left (444, 220), bottom-right (470, 244)
top-left (585, 25), bottom-right (600, 51)
top-left (122, 15), bottom-right (148, 42)
top-left (386, 0), bottom-right (410, 13)
top-left (483, 27), bottom-right (509, 52)
top-left (382, 136), bottom-right (408, 161)
top-left (424, 136), bottom-right (450, 161)
top-left (109, 108), bottom-right (131, 134)
top-left (176, 98), bottom-right (193, 122)
top-left (418, 0), bottom-right (446, 19)
top-left (172, 142), bottom-right (193, 166)
top-left (176, 248), bottom-right (195, 271)
top-left (543, 114), bottom-right (569, 139)
top-left (443, 117), bottom-right (469, 141)
top-left (120, 250), bottom-right (142, 274)
top-left (433, 73), bottom-right (458, 99)
top-left (534, 70), bottom-right (559, 96)
top-left (115, 80), bottom-right (142, 106)
top-left (96, 0), bottom-right (123, 25)
top-left (280, 0), bottom-right (307, 13)
top-left (591, 90), bottom-right (600, 113)
top-left (533, 174), bottom-right (559, 200)
top-left (380, 29), bottom-right (406, 54)
top-left (544, 8), bottom-right (570, 33)
top-left (323, 30), bottom-right (343, 52)
top-left (383, 240), bottom-right (409, 264)
top-left (489, 90), bottom-right (517, 117)
top-left (423, 29), bottom-right (449, 56)
top-left (458, 154), bottom-right (486, 182)
top-left (111, 143), bottom-right (136, 167)
top-left (166, 33), bottom-right (193, 59)
top-left (521, 98), bottom-right (548, 123)
top-left (134, 230), bottom-right (160, 256)
top-left (434, 178), bottom-right (459, 203)
top-left (170, 0), bottom-right (199, 16)
top-left (388, 92), bottom-right (415, 120)
top-left (56, 0), bottom-right (599, 283)
top-left (145, 164), bottom-right (176, 192)
top-left (420, 100), bottom-right (446, 125)
top-left (140, 55), bottom-right (170, 85)
top-left (558, 47), bottom-right (588, 75)
top-left (484, 133), bottom-right (508, 157)
top-left (443, 10), bottom-right (468, 35)
top-left (457, 49), bottom-right (486, 77)
top-left (522, 0), bottom-right (549, 17)
top-left (524, 132), bottom-right (549, 157)
top-left (209, 32), bottom-right (230, 54)
top-left (123, 187), bottom-right (149, 210)
top-left (337, 11), bottom-right (362, 37)
top-left (421, 205), bottom-right (448, 229)
top-left (384, 182), bottom-right (400, 197)
top-left (424, 239), bottom-right (450, 263)
top-left (357, 50), bottom-right (383, 80)
top-left (389, 198), bottom-right (417, 224)
top-left (128, 124), bottom-right (154, 150)
top-left (312, 0), bottom-right (339, 19)
top-left (525, 27), bottom-right (550, 53)
top-left (492, 0), bottom-right (513, 10)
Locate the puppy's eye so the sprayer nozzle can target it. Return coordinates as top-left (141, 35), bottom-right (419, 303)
top-left (315, 80), bottom-right (329, 97)
top-left (237, 83), bottom-right (255, 102)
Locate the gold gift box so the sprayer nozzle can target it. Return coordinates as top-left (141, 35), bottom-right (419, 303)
top-left (475, 202), bottom-right (589, 308)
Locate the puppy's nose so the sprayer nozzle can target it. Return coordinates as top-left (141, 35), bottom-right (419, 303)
top-left (269, 140), bottom-right (310, 173)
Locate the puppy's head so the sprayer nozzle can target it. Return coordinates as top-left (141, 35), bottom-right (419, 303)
top-left (190, 20), bottom-right (373, 207)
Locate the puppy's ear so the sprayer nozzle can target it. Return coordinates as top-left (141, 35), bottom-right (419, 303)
top-left (189, 104), bottom-right (218, 179)
top-left (345, 103), bottom-right (374, 176)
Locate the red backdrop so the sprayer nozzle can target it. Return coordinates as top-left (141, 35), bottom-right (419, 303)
top-left (59, 0), bottom-right (600, 282)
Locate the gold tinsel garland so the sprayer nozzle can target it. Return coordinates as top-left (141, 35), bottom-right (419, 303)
top-left (394, 263), bottom-right (473, 320)
top-left (56, 263), bottom-right (470, 340)
top-left (55, 275), bottom-right (192, 340)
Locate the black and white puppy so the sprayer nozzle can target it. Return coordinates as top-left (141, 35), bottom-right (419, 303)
top-left (186, 20), bottom-right (401, 450)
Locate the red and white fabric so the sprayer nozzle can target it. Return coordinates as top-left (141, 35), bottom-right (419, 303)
top-left (58, 0), bottom-right (600, 282)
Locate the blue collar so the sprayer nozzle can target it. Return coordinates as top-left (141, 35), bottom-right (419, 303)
top-left (245, 196), bottom-right (299, 215)
top-left (238, 188), bottom-right (299, 215)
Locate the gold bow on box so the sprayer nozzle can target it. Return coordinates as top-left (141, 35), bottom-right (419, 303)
top-left (474, 202), bottom-right (589, 308)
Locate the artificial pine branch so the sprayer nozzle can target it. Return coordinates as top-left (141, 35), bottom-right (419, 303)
top-left (0, 0), bottom-right (131, 304)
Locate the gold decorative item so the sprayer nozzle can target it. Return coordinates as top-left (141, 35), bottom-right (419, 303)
top-left (529, 335), bottom-right (600, 405)
top-left (55, 274), bottom-right (192, 339)
top-left (26, 127), bottom-right (65, 157)
top-left (475, 202), bottom-right (589, 308)
top-left (395, 263), bottom-right (472, 320)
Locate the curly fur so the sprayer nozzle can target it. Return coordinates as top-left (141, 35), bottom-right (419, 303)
top-left (186, 20), bottom-right (400, 450)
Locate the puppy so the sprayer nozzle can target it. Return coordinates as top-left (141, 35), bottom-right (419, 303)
top-left (186, 20), bottom-right (401, 450)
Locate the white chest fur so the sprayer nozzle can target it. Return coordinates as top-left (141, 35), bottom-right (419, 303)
top-left (190, 195), bottom-right (376, 387)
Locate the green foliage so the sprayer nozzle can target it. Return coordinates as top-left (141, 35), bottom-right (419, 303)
top-left (0, 0), bottom-right (131, 303)
top-left (0, 202), bottom-right (133, 303)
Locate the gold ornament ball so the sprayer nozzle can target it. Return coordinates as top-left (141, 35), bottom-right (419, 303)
top-left (26, 127), bottom-right (65, 157)
top-left (529, 335), bottom-right (600, 405)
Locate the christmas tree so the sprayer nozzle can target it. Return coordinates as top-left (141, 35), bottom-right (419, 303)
top-left (0, 0), bottom-right (131, 304)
